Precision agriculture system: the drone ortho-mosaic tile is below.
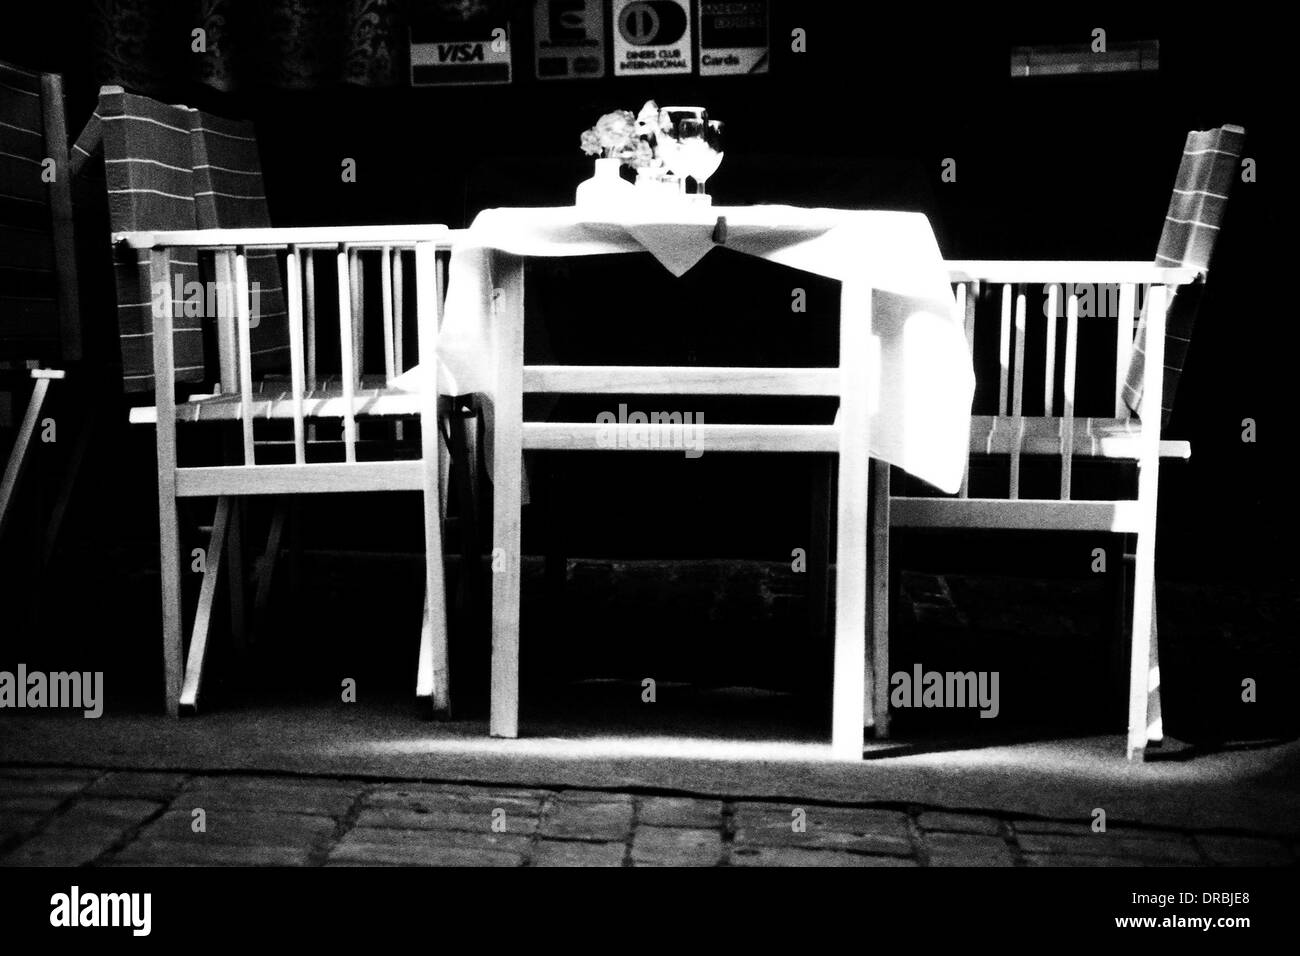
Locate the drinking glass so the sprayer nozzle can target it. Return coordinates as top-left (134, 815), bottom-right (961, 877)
top-left (675, 118), bottom-right (724, 195)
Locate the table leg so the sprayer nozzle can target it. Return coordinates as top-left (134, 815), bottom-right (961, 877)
top-left (831, 280), bottom-right (872, 760)
top-left (490, 253), bottom-right (525, 738)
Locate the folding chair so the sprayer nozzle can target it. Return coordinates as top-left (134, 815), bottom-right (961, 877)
top-left (870, 125), bottom-right (1246, 760)
top-left (0, 60), bottom-right (79, 546)
top-left (73, 86), bottom-right (460, 717)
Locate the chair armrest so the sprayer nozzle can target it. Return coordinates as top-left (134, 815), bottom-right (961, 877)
top-left (112, 224), bottom-right (464, 251)
top-left (944, 260), bottom-right (1202, 286)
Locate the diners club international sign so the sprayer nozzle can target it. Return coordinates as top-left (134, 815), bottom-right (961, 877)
top-left (410, 0), bottom-right (513, 86)
top-left (613, 0), bottom-right (693, 76)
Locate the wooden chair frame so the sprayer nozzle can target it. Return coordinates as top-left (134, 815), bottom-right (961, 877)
top-left (115, 225), bottom-right (461, 717)
top-left (870, 260), bottom-right (1200, 760)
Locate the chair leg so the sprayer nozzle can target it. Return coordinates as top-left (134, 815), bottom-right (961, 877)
top-left (1146, 588), bottom-right (1164, 747)
top-left (1127, 528), bottom-right (1159, 761)
top-left (830, 282), bottom-right (872, 760)
top-left (0, 373), bottom-right (52, 543)
top-left (179, 497), bottom-right (230, 714)
top-left (869, 459), bottom-right (891, 737)
top-left (490, 255), bottom-right (525, 740)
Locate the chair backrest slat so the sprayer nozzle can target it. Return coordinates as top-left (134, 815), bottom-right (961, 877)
top-left (304, 249), bottom-right (318, 390)
top-left (285, 245), bottom-right (307, 463)
top-left (1113, 282), bottom-right (1137, 416)
top-left (997, 284), bottom-right (1012, 414)
top-left (1009, 287), bottom-right (1027, 499)
top-left (1060, 292), bottom-right (1080, 500)
top-left (233, 248), bottom-right (255, 462)
top-left (335, 246), bottom-right (359, 461)
top-left (381, 244), bottom-right (396, 383)
top-left (1043, 284), bottom-right (1058, 416)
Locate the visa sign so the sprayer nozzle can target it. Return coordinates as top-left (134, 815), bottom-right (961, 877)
top-left (411, 32), bottom-right (512, 86)
top-left (438, 42), bottom-right (486, 62)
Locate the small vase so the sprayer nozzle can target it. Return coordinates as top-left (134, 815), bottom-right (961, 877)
top-left (576, 157), bottom-right (634, 207)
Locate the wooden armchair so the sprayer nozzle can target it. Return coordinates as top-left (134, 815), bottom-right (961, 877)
top-left (869, 125), bottom-right (1246, 759)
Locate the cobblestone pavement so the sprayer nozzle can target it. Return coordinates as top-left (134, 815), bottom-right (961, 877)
top-left (1, 767), bottom-right (1295, 867)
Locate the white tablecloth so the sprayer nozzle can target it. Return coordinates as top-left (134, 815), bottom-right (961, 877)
top-left (400, 205), bottom-right (974, 493)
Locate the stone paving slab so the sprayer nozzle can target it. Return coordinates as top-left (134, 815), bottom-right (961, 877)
top-left (176, 776), bottom-right (362, 816)
top-left (1, 798), bottom-right (162, 866)
top-left (531, 840), bottom-right (625, 867)
top-left (1, 767), bottom-right (1295, 867)
top-left (637, 796), bottom-right (724, 829)
top-left (354, 805), bottom-right (540, 835)
top-left (731, 804), bottom-right (914, 856)
top-left (731, 847), bottom-right (919, 866)
top-left (329, 827), bottom-right (529, 866)
top-left (631, 826), bottom-right (723, 867)
top-left (540, 797), bottom-right (635, 841)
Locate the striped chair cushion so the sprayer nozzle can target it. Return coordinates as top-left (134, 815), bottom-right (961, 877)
top-left (1122, 125), bottom-right (1245, 425)
top-left (0, 61), bottom-right (67, 362)
top-left (79, 86), bottom-right (204, 391)
top-left (188, 109), bottom-right (289, 375)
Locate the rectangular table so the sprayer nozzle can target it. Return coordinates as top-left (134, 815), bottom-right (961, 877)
top-left (410, 205), bottom-right (975, 758)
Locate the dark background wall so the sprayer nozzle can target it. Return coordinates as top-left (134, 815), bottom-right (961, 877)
top-left (1, 2), bottom-right (1288, 588)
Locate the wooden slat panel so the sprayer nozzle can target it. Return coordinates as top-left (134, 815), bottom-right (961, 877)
top-left (304, 249), bottom-right (317, 390)
top-left (336, 246), bottom-right (358, 461)
top-left (968, 415), bottom-right (1190, 460)
top-left (392, 248), bottom-right (404, 374)
top-left (1009, 288), bottom-right (1027, 499)
top-left (175, 461), bottom-right (424, 497)
top-left (997, 284), bottom-right (1011, 414)
top-left (892, 497), bottom-right (1144, 532)
top-left (1114, 282), bottom-right (1137, 417)
top-left (1061, 292), bottom-right (1079, 499)
top-left (381, 244), bottom-right (395, 383)
top-left (522, 365), bottom-right (841, 395)
top-left (285, 246), bottom-right (307, 463)
top-left (114, 224), bottom-right (455, 249)
top-left (234, 248), bottom-right (255, 463)
top-left (133, 385), bottom-right (421, 423)
top-left (946, 260), bottom-right (1200, 286)
top-left (1043, 284), bottom-right (1058, 415)
top-left (522, 421), bottom-right (840, 453)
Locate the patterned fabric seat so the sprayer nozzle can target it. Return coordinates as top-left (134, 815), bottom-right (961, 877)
top-left (70, 85), bottom-right (291, 391)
